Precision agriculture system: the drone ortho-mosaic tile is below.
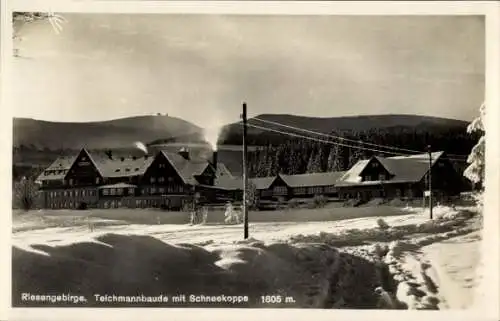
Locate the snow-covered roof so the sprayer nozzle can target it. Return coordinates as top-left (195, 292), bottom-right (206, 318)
top-left (336, 151), bottom-right (446, 187)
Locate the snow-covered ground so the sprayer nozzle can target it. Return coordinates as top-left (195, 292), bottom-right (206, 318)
top-left (12, 211), bottom-right (428, 251)
top-left (11, 205), bottom-right (482, 309)
top-left (397, 230), bottom-right (482, 309)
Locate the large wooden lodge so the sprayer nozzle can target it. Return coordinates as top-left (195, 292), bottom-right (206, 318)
top-left (36, 147), bottom-right (241, 210)
top-left (36, 147), bottom-right (464, 210)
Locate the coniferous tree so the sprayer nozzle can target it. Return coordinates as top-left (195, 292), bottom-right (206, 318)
top-left (314, 145), bottom-right (325, 172)
top-left (288, 144), bottom-right (302, 175)
top-left (464, 103), bottom-right (485, 190)
top-left (306, 147), bottom-right (316, 173)
top-left (348, 140), bottom-right (364, 168)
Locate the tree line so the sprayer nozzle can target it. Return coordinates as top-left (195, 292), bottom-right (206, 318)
top-left (226, 126), bottom-right (478, 181)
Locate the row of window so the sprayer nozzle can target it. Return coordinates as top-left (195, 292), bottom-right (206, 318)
top-left (101, 199), bottom-right (162, 209)
top-left (363, 174), bottom-right (387, 182)
top-left (339, 188), bottom-right (417, 199)
top-left (143, 185), bottom-right (186, 194)
top-left (102, 188), bottom-right (134, 196)
top-left (48, 201), bottom-right (82, 209)
top-left (100, 185), bottom-right (188, 197)
top-left (150, 176), bottom-right (174, 183)
top-left (44, 169), bottom-right (69, 176)
top-left (48, 190), bottom-right (97, 198)
top-left (265, 185), bottom-right (336, 196)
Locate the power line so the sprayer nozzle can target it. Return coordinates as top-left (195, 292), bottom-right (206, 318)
top-left (252, 117), bottom-right (469, 158)
top-left (245, 123), bottom-right (411, 156)
top-left (244, 122), bottom-right (468, 162)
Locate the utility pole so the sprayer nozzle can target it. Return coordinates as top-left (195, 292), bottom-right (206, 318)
top-left (242, 102), bottom-right (249, 239)
top-left (427, 145), bottom-right (433, 220)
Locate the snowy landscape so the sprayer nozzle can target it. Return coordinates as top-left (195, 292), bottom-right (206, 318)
top-left (10, 12), bottom-right (488, 312)
top-left (12, 201), bottom-right (483, 309)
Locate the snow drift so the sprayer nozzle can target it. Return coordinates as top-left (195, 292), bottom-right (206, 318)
top-left (12, 233), bottom-right (395, 308)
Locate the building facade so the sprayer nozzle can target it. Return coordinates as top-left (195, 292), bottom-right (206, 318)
top-left (37, 148), bottom-right (237, 210)
top-left (335, 152), bottom-right (463, 202)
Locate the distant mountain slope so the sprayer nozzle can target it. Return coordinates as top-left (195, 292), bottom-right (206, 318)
top-left (13, 115), bottom-right (203, 150)
top-left (219, 113), bottom-right (469, 145)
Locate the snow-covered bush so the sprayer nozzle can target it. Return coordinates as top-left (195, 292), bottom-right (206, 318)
top-left (288, 199), bottom-right (301, 209)
top-left (224, 203), bottom-right (242, 224)
top-left (313, 194), bottom-right (328, 208)
top-left (376, 218), bottom-right (390, 230)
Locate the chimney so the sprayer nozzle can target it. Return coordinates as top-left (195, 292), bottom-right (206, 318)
top-left (179, 147), bottom-right (190, 160)
top-left (212, 150), bottom-right (218, 172)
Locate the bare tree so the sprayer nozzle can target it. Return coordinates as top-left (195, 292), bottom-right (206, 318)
top-left (13, 177), bottom-right (38, 211)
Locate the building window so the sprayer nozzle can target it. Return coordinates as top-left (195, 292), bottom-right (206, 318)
top-left (95, 177), bottom-right (100, 184)
top-left (69, 179), bottom-right (74, 186)
top-left (110, 188), bottom-right (116, 196)
top-left (159, 164), bottom-right (165, 168)
top-left (103, 189), bottom-right (109, 196)
top-left (378, 174), bottom-right (385, 181)
top-left (141, 188), bottom-right (147, 195)
top-left (116, 188), bottom-right (123, 196)
top-left (159, 187), bottom-right (165, 194)
top-left (151, 187), bottom-right (156, 194)
top-left (294, 187), bottom-right (306, 195)
top-left (150, 177), bottom-right (156, 183)
top-left (372, 162), bottom-right (379, 168)
top-left (325, 186), bottom-right (336, 193)
top-left (158, 177), bottom-right (165, 183)
top-left (117, 201), bottom-right (122, 208)
top-left (363, 176), bottom-right (370, 181)
top-left (128, 188), bottom-right (134, 195)
top-left (307, 187), bottom-right (323, 195)
top-left (168, 177), bottom-right (174, 182)
top-left (273, 186), bottom-right (287, 195)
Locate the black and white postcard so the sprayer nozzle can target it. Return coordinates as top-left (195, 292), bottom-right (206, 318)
top-left (2, 1), bottom-right (499, 321)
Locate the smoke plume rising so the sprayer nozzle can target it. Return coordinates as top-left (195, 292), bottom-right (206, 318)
top-left (134, 141), bottom-right (148, 154)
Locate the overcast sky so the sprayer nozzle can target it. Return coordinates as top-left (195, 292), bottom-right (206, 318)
top-left (12, 14), bottom-right (484, 126)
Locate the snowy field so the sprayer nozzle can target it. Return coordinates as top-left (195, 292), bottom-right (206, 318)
top-left (12, 204), bottom-right (482, 309)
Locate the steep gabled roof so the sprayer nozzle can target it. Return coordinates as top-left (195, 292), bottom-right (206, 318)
top-left (336, 151), bottom-right (445, 187)
top-left (89, 151), bottom-right (155, 178)
top-left (38, 148), bottom-right (214, 186)
top-left (36, 155), bottom-right (78, 181)
top-left (160, 151), bottom-right (210, 185)
top-left (250, 176), bottom-right (277, 190)
top-left (279, 171), bottom-right (346, 188)
top-left (336, 160), bottom-right (371, 186)
top-left (216, 163), bottom-right (234, 179)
